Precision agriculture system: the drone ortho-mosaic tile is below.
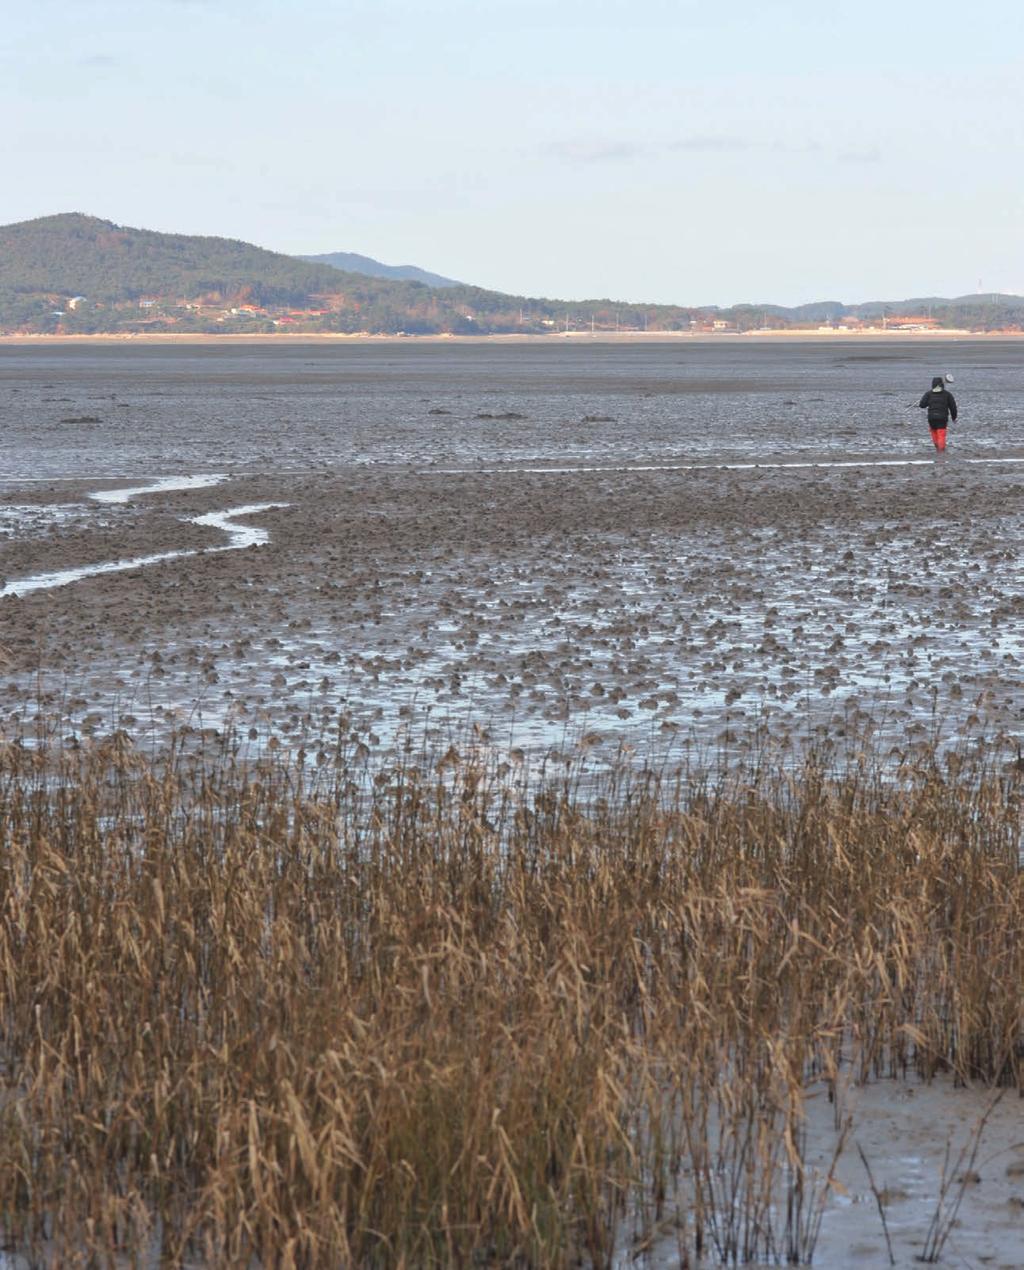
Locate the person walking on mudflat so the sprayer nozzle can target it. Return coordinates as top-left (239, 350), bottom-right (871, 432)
top-left (918, 374), bottom-right (957, 452)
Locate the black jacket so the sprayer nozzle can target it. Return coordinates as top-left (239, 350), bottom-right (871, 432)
top-left (919, 377), bottom-right (958, 426)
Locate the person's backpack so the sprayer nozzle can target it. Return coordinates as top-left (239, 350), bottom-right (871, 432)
top-left (927, 382), bottom-right (951, 426)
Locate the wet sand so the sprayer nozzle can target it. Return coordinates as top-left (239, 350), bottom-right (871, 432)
top-left (3, 454), bottom-right (1024, 762)
top-left (632, 1074), bottom-right (1024, 1268)
top-left (0, 329), bottom-right (994, 347)
top-left (3, 337), bottom-right (1024, 756)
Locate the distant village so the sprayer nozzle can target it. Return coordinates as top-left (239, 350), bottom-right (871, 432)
top-left (41, 293), bottom-right (358, 334)
top-left (9, 284), bottom-right (1019, 339)
top-left (690, 314), bottom-right (953, 334)
top-left (29, 297), bottom-right (1004, 338)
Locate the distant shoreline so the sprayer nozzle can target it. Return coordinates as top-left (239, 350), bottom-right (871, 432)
top-left (0, 328), bottom-right (1007, 347)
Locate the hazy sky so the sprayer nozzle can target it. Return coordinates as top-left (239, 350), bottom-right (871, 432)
top-left (4, 0), bottom-right (1021, 305)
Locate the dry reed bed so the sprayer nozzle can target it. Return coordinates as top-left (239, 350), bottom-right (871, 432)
top-left (0, 734), bottom-right (1021, 1266)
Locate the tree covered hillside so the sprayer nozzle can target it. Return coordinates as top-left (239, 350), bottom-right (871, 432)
top-left (0, 213), bottom-right (353, 305)
top-left (2, 213), bottom-right (1021, 336)
top-left (0, 213), bottom-right (705, 334)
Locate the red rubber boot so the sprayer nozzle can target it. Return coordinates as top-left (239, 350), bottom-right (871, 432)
top-left (931, 427), bottom-right (947, 452)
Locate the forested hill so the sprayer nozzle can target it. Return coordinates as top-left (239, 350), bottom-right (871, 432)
top-left (300, 251), bottom-right (461, 288)
top-left (0, 213), bottom-right (706, 335)
top-left (1, 213), bottom-right (1023, 335)
top-left (0, 214), bottom-right (356, 304)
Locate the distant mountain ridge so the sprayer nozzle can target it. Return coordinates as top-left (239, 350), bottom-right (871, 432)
top-left (735, 296), bottom-right (1024, 321)
top-left (1, 212), bottom-right (1022, 335)
top-left (300, 251), bottom-right (461, 289)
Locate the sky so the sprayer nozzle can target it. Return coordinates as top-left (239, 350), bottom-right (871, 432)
top-left (3, 0), bottom-right (1022, 306)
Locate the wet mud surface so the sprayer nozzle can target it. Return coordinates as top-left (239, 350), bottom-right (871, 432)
top-left (629, 1074), bottom-right (1024, 1268)
top-left (2, 339), bottom-right (1024, 760)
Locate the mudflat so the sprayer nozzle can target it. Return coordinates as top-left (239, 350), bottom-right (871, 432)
top-left (1, 338), bottom-right (1023, 757)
